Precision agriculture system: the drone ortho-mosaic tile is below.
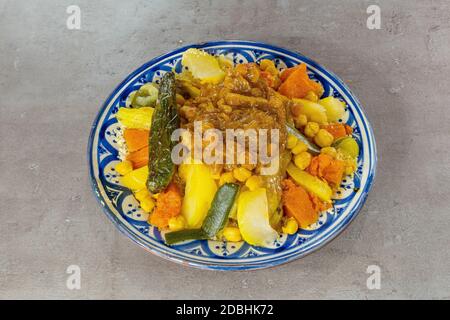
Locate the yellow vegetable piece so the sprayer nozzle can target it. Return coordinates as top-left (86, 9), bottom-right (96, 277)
top-left (134, 188), bottom-right (150, 202)
top-left (181, 48), bottom-right (225, 84)
top-left (121, 166), bottom-right (148, 191)
top-left (115, 160), bottom-right (133, 175)
top-left (286, 134), bottom-right (298, 149)
top-left (181, 163), bottom-right (218, 228)
top-left (116, 107), bottom-right (154, 129)
top-left (223, 227), bottom-right (242, 242)
top-left (259, 59), bottom-right (275, 71)
top-left (140, 196), bottom-right (155, 213)
top-left (286, 163), bottom-right (332, 202)
top-left (292, 99), bottom-right (328, 124)
top-left (282, 217), bottom-right (299, 235)
top-left (245, 175), bottom-right (263, 191)
top-left (304, 121), bottom-right (320, 138)
top-left (304, 91), bottom-right (319, 102)
top-left (321, 147), bottom-right (337, 158)
top-left (219, 171), bottom-right (236, 186)
top-left (168, 215), bottom-right (186, 231)
top-left (233, 167), bottom-right (252, 182)
top-left (294, 114), bottom-right (308, 128)
top-left (294, 152), bottom-right (312, 170)
top-left (237, 188), bottom-right (278, 247)
top-left (318, 96), bottom-right (346, 122)
top-left (291, 140), bottom-right (308, 155)
top-left (314, 129), bottom-right (334, 147)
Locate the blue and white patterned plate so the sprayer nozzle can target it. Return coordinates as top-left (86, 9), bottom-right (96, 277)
top-left (88, 40), bottom-right (377, 270)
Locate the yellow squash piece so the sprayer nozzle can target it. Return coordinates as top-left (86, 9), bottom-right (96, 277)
top-left (181, 163), bottom-right (218, 228)
top-left (237, 188), bottom-right (279, 247)
top-left (121, 166), bottom-right (148, 191)
top-left (286, 163), bottom-right (332, 202)
top-left (292, 98), bottom-right (328, 124)
top-left (181, 48), bottom-right (226, 84)
top-left (116, 107), bottom-right (154, 129)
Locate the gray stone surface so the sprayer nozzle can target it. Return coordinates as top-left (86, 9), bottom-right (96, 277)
top-left (1, 0), bottom-right (449, 299)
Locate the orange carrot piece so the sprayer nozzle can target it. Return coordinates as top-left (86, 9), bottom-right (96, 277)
top-left (124, 129), bottom-right (149, 153)
top-left (280, 65), bottom-right (301, 82)
top-left (308, 154), bottom-right (344, 187)
top-left (278, 64), bottom-right (321, 99)
top-left (321, 123), bottom-right (347, 139)
top-left (126, 146), bottom-right (148, 169)
top-left (344, 124), bottom-right (353, 135)
top-left (149, 183), bottom-right (182, 229)
top-left (282, 179), bottom-right (318, 228)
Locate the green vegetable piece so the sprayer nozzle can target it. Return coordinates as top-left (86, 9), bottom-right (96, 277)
top-left (132, 83), bottom-right (159, 108)
top-left (201, 183), bottom-right (240, 237)
top-left (165, 183), bottom-right (240, 245)
top-left (147, 72), bottom-right (180, 193)
top-left (165, 229), bottom-right (208, 245)
top-left (333, 136), bottom-right (359, 158)
top-left (286, 123), bottom-right (321, 154)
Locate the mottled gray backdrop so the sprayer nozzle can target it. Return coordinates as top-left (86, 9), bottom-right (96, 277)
top-left (1, 0), bottom-right (449, 299)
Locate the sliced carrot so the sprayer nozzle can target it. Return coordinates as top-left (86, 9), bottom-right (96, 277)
top-left (126, 146), bottom-right (148, 169)
top-left (344, 124), bottom-right (353, 135)
top-left (124, 128), bottom-right (149, 153)
top-left (321, 123), bottom-right (347, 139)
top-left (278, 64), bottom-right (322, 99)
top-left (282, 179), bottom-right (318, 228)
top-left (280, 65), bottom-right (300, 82)
top-left (309, 192), bottom-right (332, 213)
top-left (308, 154), bottom-right (345, 187)
top-left (149, 182), bottom-right (182, 229)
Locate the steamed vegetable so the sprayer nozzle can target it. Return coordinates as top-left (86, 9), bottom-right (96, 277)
top-left (321, 123), bottom-right (348, 139)
top-left (181, 163), bottom-right (218, 228)
top-left (292, 98), bottom-right (328, 124)
top-left (123, 129), bottom-right (149, 153)
top-left (278, 64), bottom-right (323, 99)
top-left (286, 163), bottom-right (332, 202)
top-left (126, 146), bottom-right (148, 169)
top-left (147, 72), bottom-right (180, 193)
top-left (149, 183), bottom-right (182, 229)
top-left (182, 48), bottom-right (225, 84)
top-left (333, 136), bottom-right (360, 158)
top-left (237, 188), bottom-right (278, 247)
top-left (131, 83), bottom-right (159, 108)
top-left (318, 96), bottom-right (346, 122)
top-left (121, 166), bottom-right (148, 191)
top-left (308, 154), bottom-right (345, 187)
top-left (201, 183), bottom-right (240, 237)
top-left (116, 107), bottom-right (154, 129)
top-left (282, 179), bottom-right (318, 228)
top-left (165, 183), bottom-right (239, 244)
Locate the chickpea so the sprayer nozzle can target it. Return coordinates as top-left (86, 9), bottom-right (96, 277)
top-left (314, 129), bottom-right (334, 147)
top-left (294, 152), bottom-right (312, 170)
top-left (294, 114), bottom-right (308, 128)
top-left (304, 122), bottom-right (320, 138)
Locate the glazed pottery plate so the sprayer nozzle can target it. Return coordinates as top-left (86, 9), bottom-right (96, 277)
top-left (88, 40), bottom-right (377, 270)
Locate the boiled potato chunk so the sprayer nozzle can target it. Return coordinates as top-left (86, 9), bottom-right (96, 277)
top-left (181, 48), bottom-right (226, 84)
top-left (292, 98), bottom-right (328, 124)
top-left (237, 188), bottom-right (279, 247)
top-left (181, 163), bottom-right (218, 228)
top-left (318, 97), bottom-right (346, 122)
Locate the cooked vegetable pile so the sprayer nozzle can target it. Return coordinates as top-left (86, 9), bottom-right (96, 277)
top-left (114, 48), bottom-right (360, 247)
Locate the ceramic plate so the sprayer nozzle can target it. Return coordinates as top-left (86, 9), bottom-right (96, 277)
top-left (88, 40), bottom-right (377, 270)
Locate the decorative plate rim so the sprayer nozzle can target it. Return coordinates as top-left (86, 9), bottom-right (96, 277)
top-left (87, 40), bottom-right (377, 271)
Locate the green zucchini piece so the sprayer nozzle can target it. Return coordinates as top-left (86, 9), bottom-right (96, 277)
top-left (165, 183), bottom-right (240, 245)
top-left (147, 72), bottom-right (180, 193)
top-left (286, 123), bottom-right (321, 154)
top-left (165, 229), bottom-right (207, 245)
top-left (201, 183), bottom-right (240, 237)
